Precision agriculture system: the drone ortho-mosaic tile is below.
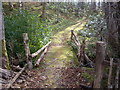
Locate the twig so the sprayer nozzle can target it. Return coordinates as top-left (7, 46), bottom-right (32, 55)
top-left (84, 54), bottom-right (94, 68)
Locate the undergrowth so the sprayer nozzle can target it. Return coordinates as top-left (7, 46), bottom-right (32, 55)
top-left (4, 9), bottom-right (78, 65)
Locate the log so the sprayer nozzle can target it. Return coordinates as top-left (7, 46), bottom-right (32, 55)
top-left (107, 58), bottom-right (113, 88)
top-left (93, 41), bottom-right (106, 88)
top-left (115, 59), bottom-right (120, 88)
top-left (7, 64), bottom-right (27, 88)
top-left (31, 41), bottom-right (51, 57)
top-left (35, 47), bottom-right (48, 67)
top-left (23, 33), bottom-right (33, 69)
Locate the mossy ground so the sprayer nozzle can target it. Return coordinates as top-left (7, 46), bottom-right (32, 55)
top-left (39, 20), bottom-right (86, 88)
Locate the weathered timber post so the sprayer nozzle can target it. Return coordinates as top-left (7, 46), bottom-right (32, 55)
top-left (71, 30), bottom-right (74, 40)
top-left (93, 41), bottom-right (106, 88)
top-left (23, 33), bottom-right (33, 69)
top-left (108, 58), bottom-right (113, 88)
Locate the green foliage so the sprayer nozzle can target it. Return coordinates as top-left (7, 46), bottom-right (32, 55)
top-left (81, 72), bottom-right (94, 83)
top-left (84, 11), bottom-right (107, 41)
top-left (4, 10), bottom-right (52, 61)
top-left (77, 11), bottom-right (107, 58)
top-left (4, 7), bottom-right (77, 63)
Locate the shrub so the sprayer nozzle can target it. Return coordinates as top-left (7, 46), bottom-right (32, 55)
top-left (4, 10), bottom-right (52, 62)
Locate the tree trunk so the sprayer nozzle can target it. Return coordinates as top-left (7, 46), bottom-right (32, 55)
top-left (18, 0), bottom-right (23, 13)
top-left (93, 41), bottom-right (106, 88)
top-left (115, 59), bottom-right (120, 88)
top-left (104, 2), bottom-right (119, 58)
top-left (40, 2), bottom-right (46, 18)
top-left (90, 2), bottom-right (96, 12)
top-left (117, 2), bottom-right (120, 59)
top-left (107, 58), bottom-right (113, 88)
top-left (0, 1), bottom-right (10, 69)
top-left (8, 2), bottom-right (13, 10)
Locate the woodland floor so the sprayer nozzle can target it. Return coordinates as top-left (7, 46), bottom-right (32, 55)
top-left (12, 20), bottom-right (94, 88)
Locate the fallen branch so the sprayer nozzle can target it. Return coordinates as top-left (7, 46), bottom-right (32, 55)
top-left (7, 64), bottom-right (27, 89)
top-left (72, 37), bottom-right (80, 47)
top-left (11, 65), bottom-right (22, 71)
top-left (31, 41), bottom-right (51, 57)
top-left (71, 30), bottom-right (81, 62)
top-left (35, 47), bottom-right (48, 67)
top-left (78, 40), bottom-right (86, 65)
top-left (84, 54), bottom-right (94, 68)
top-left (103, 60), bottom-right (117, 67)
top-left (71, 30), bottom-right (80, 47)
top-left (72, 30), bottom-right (80, 45)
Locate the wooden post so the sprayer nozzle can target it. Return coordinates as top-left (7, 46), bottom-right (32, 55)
top-left (108, 58), bottom-right (113, 88)
top-left (71, 30), bottom-right (73, 40)
top-left (93, 41), bottom-right (106, 88)
top-left (23, 33), bottom-right (33, 69)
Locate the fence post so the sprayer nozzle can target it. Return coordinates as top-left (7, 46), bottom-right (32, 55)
top-left (23, 33), bottom-right (33, 69)
top-left (71, 30), bottom-right (73, 40)
top-left (93, 41), bottom-right (106, 88)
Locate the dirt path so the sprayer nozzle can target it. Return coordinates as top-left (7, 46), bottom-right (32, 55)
top-left (12, 20), bottom-right (87, 88)
top-left (39, 20), bottom-right (86, 88)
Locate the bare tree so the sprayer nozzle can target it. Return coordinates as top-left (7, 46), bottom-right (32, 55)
top-left (103, 2), bottom-right (120, 58)
top-left (18, 0), bottom-right (23, 13)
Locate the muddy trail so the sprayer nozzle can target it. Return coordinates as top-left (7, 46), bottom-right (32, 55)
top-left (12, 20), bottom-right (94, 88)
